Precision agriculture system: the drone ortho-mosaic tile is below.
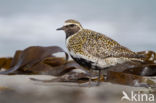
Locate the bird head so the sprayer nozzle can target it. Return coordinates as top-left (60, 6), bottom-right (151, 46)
top-left (57, 19), bottom-right (83, 38)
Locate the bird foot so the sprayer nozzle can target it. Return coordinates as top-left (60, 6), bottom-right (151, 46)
top-left (96, 75), bottom-right (106, 86)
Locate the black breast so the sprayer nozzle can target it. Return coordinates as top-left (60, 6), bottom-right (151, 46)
top-left (71, 55), bottom-right (102, 70)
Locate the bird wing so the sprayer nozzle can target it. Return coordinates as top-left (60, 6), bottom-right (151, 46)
top-left (81, 29), bottom-right (142, 59)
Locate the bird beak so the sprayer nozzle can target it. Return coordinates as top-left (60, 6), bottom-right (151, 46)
top-left (56, 26), bottom-right (64, 30)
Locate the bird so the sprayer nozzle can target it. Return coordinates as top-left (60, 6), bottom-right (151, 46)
top-left (57, 19), bottom-right (144, 86)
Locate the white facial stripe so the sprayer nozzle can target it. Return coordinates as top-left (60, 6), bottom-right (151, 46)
top-left (64, 23), bottom-right (74, 26)
top-left (64, 23), bottom-right (82, 28)
top-left (64, 23), bottom-right (83, 31)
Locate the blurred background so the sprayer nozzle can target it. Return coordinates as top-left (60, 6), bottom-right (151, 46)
top-left (0, 0), bottom-right (156, 57)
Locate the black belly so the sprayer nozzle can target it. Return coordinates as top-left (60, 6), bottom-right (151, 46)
top-left (71, 55), bottom-right (103, 70)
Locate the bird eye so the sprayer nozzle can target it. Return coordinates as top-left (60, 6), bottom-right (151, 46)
top-left (70, 24), bottom-right (75, 27)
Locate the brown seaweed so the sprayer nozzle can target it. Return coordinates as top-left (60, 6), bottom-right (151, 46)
top-left (0, 46), bottom-right (156, 87)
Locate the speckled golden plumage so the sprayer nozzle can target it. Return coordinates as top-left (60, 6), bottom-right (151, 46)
top-left (67, 29), bottom-right (140, 60)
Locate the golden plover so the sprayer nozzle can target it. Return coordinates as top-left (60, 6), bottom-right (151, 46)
top-left (57, 19), bottom-right (144, 86)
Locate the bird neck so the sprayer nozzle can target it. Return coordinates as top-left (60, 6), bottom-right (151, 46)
top-left (65, 28), bottom-right (82, 39)
top-left (65, 31), bottom-right (75, 39)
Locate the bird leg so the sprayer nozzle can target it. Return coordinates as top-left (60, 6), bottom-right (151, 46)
top-left (96, 69), bottom-right (101, 86)
top-left (88, 69), bottom-right (92, 87)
